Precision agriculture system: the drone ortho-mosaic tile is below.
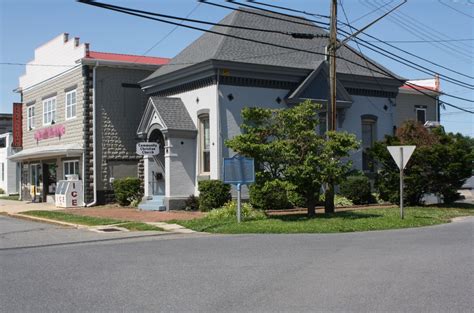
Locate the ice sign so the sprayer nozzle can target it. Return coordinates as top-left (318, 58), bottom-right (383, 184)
top-left (223, 156), bottom-right (255, 184)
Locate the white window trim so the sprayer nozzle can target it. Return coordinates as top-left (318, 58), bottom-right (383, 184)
top-left (42, 97), bottom-right (57, 126)
top-left (65, 90), bottom-right (77, 120)
top-left (27, 106), bottom-right (35, 130)
top-left (63, 160), bottom-right (80, 179)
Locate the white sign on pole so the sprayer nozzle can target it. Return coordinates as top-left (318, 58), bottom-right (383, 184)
top-left (387, 145), bottom-right (416, 170)
top-left (136, 142), bottom-right (160, 156)
top-left (387, 145), bottom-right (416, 219)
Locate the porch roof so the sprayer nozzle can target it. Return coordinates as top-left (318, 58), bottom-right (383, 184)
top-left (8, 144), bottom-right (83, 161)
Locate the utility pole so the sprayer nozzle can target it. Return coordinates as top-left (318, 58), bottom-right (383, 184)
top-left (324, 0), bottom-right (337, 214)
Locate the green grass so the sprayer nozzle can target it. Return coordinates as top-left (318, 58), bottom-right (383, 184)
top-left (0, 195), bottom-right (20, 201)
top-left (21, 211), bottom-right (164, 231)
top-left (173, 203), bottom-right (474, 234)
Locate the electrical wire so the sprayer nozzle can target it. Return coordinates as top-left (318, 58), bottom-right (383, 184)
top-left (438, 0), bottom-right (474, 19)
top-left (243, 0), bottom-right (474, 81)
top-left (78, 0), bottom-right (474, 113)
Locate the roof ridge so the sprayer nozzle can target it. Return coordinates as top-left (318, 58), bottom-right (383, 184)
top-left (89, 50), bottom-right (170, 60)
top-left (212, 10), bottom-right (239, 60)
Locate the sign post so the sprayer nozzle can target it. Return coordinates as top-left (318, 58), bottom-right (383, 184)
top-left (387, 145), bottom-right (416, 219)
top-left (223, 155), bottom-right (255, 223)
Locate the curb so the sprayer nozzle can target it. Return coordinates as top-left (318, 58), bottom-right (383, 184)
top-left (7, 213), bottom-right (85, 229)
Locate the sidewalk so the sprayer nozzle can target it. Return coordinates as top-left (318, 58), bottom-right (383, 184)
top-left (0, 199), bottom-right (60, 214)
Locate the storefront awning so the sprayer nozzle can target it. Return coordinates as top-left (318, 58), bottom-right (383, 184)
top-left (8, 144), bottom-right (84, 161)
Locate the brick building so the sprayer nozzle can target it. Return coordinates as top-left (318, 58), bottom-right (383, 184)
top-left (11, 33), bottom-right (169, 204)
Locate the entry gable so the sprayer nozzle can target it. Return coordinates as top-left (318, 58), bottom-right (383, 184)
top-left (287, 62), bottom-right (352, 107)
top-left (137, 97), bottom-right (196, 138)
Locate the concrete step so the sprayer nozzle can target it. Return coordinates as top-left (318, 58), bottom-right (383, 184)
top-left (138, 195), bottom-right (166, 211)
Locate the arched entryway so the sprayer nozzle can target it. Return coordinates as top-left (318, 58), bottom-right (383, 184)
top-left (147, 126), bottom-right (166, 196)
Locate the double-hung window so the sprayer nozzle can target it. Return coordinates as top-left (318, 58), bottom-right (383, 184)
top-left (43, 97), bottom-right (56, 125)
top-left (27, 106), bottom-right (35, 130)
top-left (416, 108), bottom-right (426, 124)
top-left (63, 160), bottom-right (80, 179)
top-left (199, 114), bottom-right (210, 174)
top-left (65, 90), bottom-right (77, 120)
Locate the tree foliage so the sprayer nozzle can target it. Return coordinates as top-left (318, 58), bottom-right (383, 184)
top-left (370, 121), bottom-right (473, 205)
top-left (226, 100), bottom-right (359, 216)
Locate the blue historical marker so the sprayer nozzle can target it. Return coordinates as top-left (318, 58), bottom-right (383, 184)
top-left (223, 155), bottom-right (255, 223)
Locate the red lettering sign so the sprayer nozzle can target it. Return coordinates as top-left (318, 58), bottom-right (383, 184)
top-left (71, 191), bottom-right (77, 197)
top-left (34, 124), bottom-right (66, 141)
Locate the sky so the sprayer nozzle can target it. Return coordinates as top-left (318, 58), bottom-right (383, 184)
top-left (0, 0), bottom-right (473, 136)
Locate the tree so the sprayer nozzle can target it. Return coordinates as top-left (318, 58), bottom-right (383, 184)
top-left (370, 121), bottom-right (473, 205)
top-left (226, 100), bottom-right (359, 217)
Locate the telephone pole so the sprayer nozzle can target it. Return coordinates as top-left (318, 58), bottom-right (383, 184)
top-left (324, 0), bottom-right (338, 214)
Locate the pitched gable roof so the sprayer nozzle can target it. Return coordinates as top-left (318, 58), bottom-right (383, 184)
top-left (144, 8), bottom-right (400, 82)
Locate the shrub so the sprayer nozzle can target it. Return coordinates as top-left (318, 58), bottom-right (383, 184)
top-left (249, 179), bottom-right (294, 210)
top-left (206, 201), bottom-right (266, 221)
top-left (0, 188), bottom-right (4, 194)
top-left (198, 180), bottom-right (231, 211)
top-left (112, 177), bottom-right (143, 206)
top-left (339, 175), bottom-right (373, 205)
top-left (319, 194), bottom-right (354, 207)
top-left (184, 195), bottom-right (200, 211)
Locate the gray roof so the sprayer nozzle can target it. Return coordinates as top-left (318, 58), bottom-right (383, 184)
top-left (144, 8), bottom-right (400, 82)
top-left (150, 97), bottom-right (196, 131)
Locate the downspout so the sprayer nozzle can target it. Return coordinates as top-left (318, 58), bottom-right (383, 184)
top-left (86, 61), bottom-right (99, 206)
top-left (216, 70), bottom-right (221, 179)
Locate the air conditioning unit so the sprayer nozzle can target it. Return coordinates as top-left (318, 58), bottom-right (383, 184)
top-left (424, 121), bottom-right (441, 128)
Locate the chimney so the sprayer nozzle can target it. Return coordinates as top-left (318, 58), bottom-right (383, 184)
top-left (12, 103), bottom-right (23, 148)
top-left (64, 33), bottom-right (69, 43)
top-left (74, 37), bottom-right (80, 47)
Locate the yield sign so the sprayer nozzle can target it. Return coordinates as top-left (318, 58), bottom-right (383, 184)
top-left (387, 145), bottom-right (416, 170)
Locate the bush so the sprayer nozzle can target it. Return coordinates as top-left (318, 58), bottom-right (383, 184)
top-left (198, 180), bottom-right (231, 211)
top-left (339, 175), bottom-right (373, 205)
top-left (112, 177), bottom-right (143, 206)
top-left (371, 122), bottom-right (474, 205)
top-left (0, 188), bottom-right (4, 194)
top-left (319, 194), bottom-right (354, 207)
top-left (206, 201), bottom-right (266, 221)
top-left (249, 179), bottom-right (294, 210)
top-left (184, 194), bottom-right (200, 211)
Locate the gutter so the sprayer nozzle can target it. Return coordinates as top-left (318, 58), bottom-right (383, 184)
top-left (86, 61), bottom-right (99, 207)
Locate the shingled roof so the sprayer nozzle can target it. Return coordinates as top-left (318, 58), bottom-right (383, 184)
top-left (149, 97), bottom-right (196, 131)
top-left (144, 8), bottom-right (399, 82)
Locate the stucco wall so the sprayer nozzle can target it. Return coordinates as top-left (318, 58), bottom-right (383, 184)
top-left (22, 66), bottom-right (85, 149)
top-left (342, 95), bottom-right (395, 170)
top-left (395, 92), bottom-right (438, 127)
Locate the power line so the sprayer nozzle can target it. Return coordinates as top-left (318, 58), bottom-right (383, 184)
top-left (362, 0), bottom-right (473, 61)
top-left (78, 0), bottom-right (325, 38)
top-left (438, 0), bottom-right (474, 19)
top-left (247, 0), bottom-right (474, 81)
top-left (224, 0), bottom-right (474, 111)
top-left (79, 0), bottom-right (474, 114)
top-left (0, 62), bottom-right (74, 67)
top-left (247, 0), bottom-right (329, 19)
top-left (349, 0), bottom-right (396, 24)
top-left (136, 2), bottom-right (202, 60)
top-left (366, 38), bottom-right (474, 43)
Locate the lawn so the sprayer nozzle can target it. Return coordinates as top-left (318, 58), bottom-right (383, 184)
top-left (21, 210), bottom-right (164, 232)
top-left (174, 203), bottom-right (474, 234)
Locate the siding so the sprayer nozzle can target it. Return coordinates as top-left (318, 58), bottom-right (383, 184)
top-left (395, 93), bottom-right (438, 127)
top-left (94, 67), bottom-right (154, 196)
top-left (22, 67), bottom-right (85, 149)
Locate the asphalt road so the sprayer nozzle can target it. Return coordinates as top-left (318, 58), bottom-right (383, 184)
top-left (1, 215), bottom-right (473, 313)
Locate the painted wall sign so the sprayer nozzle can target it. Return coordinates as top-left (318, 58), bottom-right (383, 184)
top-left (34, 124), bottom-right (66, 141)
top-left (136, 142), bottom-right (160, 155)
top-left (12, 103), bottom-right (23, 147)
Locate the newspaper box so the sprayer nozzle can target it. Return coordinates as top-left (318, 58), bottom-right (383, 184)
top-left (55, 178), bottom-right (83, 208)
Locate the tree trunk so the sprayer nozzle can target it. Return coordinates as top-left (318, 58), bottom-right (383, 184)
top-left (324, 182), bottom-right (335, 213)
top-left (307, 192), bottom-right (316, 218)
